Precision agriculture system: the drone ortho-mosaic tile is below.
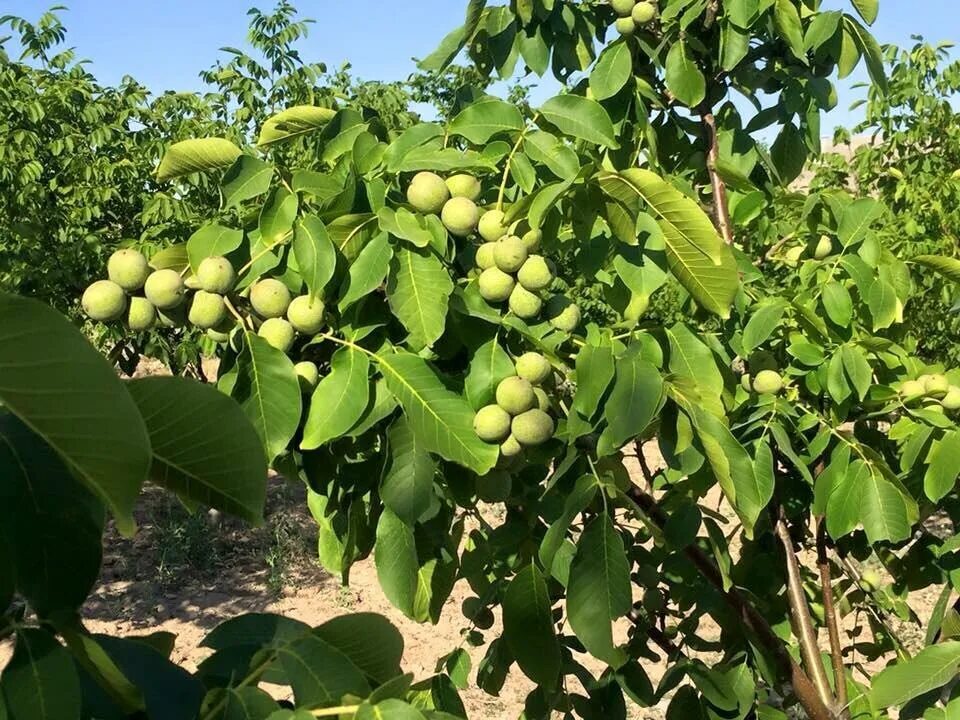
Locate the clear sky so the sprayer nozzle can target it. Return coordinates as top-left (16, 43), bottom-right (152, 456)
top-left (4, 1), bottom-right (959, 134)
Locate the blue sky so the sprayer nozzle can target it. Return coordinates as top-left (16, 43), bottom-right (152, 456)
top-left (4, 0), bottom-right (959, 134)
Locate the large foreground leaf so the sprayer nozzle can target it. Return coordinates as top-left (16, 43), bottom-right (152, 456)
top-left (0, 292), bottom-right (150, 535)
top-left (598, 170), bottom-right (738, 318)
top-left (378, 351), bottom-right (499, 474)
top-left (0, 628), bottom-right (81, 720)
top-left (0, 414), bottom-right (104, 617)
top-left (127, 377), bottom-right (268, 524)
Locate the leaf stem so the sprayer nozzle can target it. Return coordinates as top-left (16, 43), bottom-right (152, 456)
top-left (497, 113), bottom-right (540, 212)
top-left (311, 706), bottom-right (360, 717)
top-left (237, 229), bottom-right (294, 276)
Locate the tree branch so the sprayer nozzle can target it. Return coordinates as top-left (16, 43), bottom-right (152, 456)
top-left (699, 108), bottom-right (735, 246)
top-left (627, 485), bottom-right (835, 720)
top-left (774, 507), bottom-right (836, 712)
top-left (817, 521), bottom-right (850, 719)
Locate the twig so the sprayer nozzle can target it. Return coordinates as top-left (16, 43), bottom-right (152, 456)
top-left (699, 107), bottom-right (735, 246)
top-left (627, 485), bottom-right (834, 720)
top-left (818, 521), bottom-right (850, 718)
top-left (774, 506), bottom-right (836, 712)
top-left (628, 609), bottom-right (682, 659)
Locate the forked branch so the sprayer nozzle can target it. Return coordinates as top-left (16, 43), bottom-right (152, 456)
top-left (818, 521), bottom-right (850, 718)
top-left (626, 484), bottom-right (834, 720)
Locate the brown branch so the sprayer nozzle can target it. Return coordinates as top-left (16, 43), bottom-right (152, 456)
top-left (627, 485), bottom-right (834, 720)
top-left (774, 507), bottom-right (836, 712)
top-left (699, 108), bottom-right (735, 246)
top-left (628, 609), bottom-right (681, 659)
top-left (818, 521), bottom-right (850, 719)
top-left (704, 0), bottom-right (720, 29)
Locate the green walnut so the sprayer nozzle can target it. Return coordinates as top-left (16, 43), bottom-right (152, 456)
top-left (445, 173), bottom-right (482, 201)
top-left (860, 569), bottom-right (882, 592)
top-left (258, 317), bottom-right (295, 353)
top-left (295, 361), bottom-right (320, 393)
top-left (545, 295), bottom-right (581, 332)
top-left (515, 352), bottom-right (551, 385)
top-left (941, 386), bottom-right (960, 410)
top-left (144, 269), bottom-right (186, 310)
top-left (287, 295), bottom-right (326, 335)
top-left (478, 267), bottom-right (515, 303)
top-left (509, 285), bottom-right (542, 319)
top-left (250, 278), bottom-right (291, 319)
top-left (441, 197), bottom-right (480, 237)
top-left (631, 1), bottom-right (656, 24)
top-left (406, 171), bottom-right (449, 214)
top-left (924, 373), bottom-right (951, 397)
top-left (478, 209), bottom-right (509, 242)
top-left (107, 248), bottom-right (150, 292)
top-left (184, 274), bottom-right (203, 290)
top-left (899, 379), bottom-right (927, 401)
top-left (494, 235), bottom-right (528, 273)
top-left (740, 373), bottom-right (753, 393)
top-left (461, 597), bottom-right (494, 629)
top-left (610, 0), bottom-right (636, 16)
top-left (614, 16), bottom-right (636, 35)
top-left (813, 235), bottom-right (834, 260)
top-left (521, 228), bottom-right (542, 253)
top-left (752, 369), bottom-right (784, 395)
top-left (476, 471), bottom-right (512, 503)
top-left (517, 255), bottom-right (553, 291)
top-left (511, 409), bottom-right (555, 446)
top-left (534, 387), bottom-right (551, 412)
top-left (496, 376), bottom-right (536, 415)
top-left (499, 434), bottom-right (523, 460)
top-left (188, 291), bottom-right (227, 330)
top-left (126, 296), bottom-right (156, 331)
top-left (197, 256), bottom-right (236, 294)
top-left (473, 404), bottom-right (513, 443)
top-left (207, 321), bottom-right (234, 344)
top-left (475, 242), bottom-right (498, 270)
top-left (82, 280), bottom-right (127, 321)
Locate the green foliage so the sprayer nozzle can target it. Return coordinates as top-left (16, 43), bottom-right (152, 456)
top-left (9, 1), bottom-right (960, 719)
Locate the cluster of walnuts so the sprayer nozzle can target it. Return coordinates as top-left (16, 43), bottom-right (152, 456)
top-left (473, 352), bottom-right (556, 463)
top-left (405, 171), bottom-right (582, 332)
top-left (609, 0), bottom-right (657, 36)
top-left (82, 249), bottom-right (324, 393)
top-left (899, 373), bottom-right (960, 412)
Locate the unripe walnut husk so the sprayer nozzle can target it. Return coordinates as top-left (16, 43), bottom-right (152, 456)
top-left (144, 269), bottom-right (186, 310)
top-left (189, 291), bottom-right (227, 330)
top-left (511, 409), bottom-right (555, 446)
top-left (406, 171), bottom-right (449, 214)
top-left (496, 376), bottom-right (536, 415)
top-left (250, 278), bottom-right (291, 319)
top-left (107, 248), bottom-right (150, 292)
top-left (258, 317), bottom-right (295, 353)
top-left (82, 280), bottom-right (127, 321)
top-left (473, 404), bottom-right (512, 443)
top-left (478, 268), bottom-right (515, 303)
top-left (441, 197), bottom-right (480, 237)
top-left (197, 256), bottom-right (236, 294)
top-left (478, 209), bottom-right (509, 242)
top-left (287, 295), bottom-right (326, 335)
